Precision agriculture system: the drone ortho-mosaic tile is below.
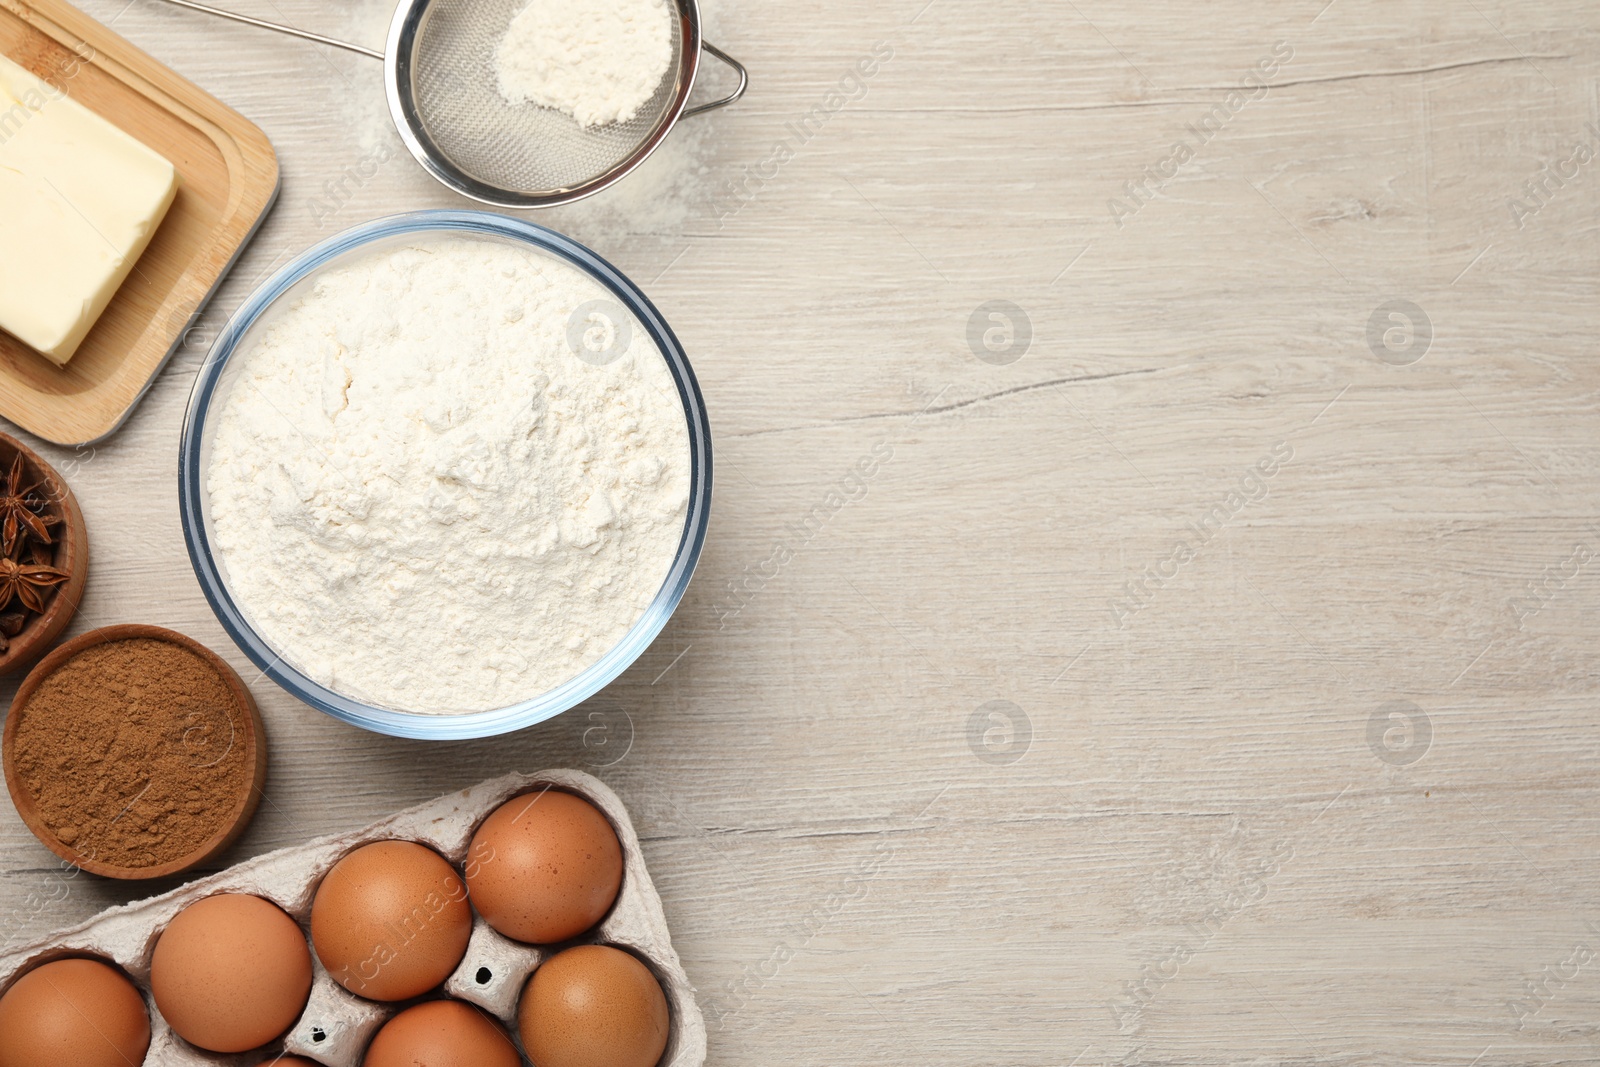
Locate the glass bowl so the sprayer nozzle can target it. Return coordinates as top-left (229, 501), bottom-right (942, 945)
top-left (178, 211), bottom-right (712, 740)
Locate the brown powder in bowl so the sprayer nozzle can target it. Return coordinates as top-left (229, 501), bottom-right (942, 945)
top-left (8, 636), bottom-right (260, 872)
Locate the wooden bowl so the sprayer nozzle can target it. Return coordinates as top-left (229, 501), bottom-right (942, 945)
top-left (2, 625), bottom-right (268, 880)
top-left (0, 432), bottom-right (88, 678)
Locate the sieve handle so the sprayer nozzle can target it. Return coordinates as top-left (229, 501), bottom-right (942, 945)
top-left (147, 0), bottom-right (385, 60)
top-left (683, 42), bottom-right (748, 118)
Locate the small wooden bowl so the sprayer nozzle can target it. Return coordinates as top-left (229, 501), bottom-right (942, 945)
top-left (0, 432), bottom-right (88, 678)
top-left (2, 624), bottom-right (268, 880)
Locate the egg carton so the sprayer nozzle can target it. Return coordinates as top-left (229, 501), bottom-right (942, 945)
top-left (0, 769), bottom-right (706, 1067)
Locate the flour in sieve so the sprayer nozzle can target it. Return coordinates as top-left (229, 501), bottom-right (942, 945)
top-left (495, 0), bottom-right (675, 128)
top-left (205, 237), bottom-right (691, 715)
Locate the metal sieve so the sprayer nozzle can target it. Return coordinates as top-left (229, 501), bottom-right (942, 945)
top-left (154, 0), bottom-right (747, 208)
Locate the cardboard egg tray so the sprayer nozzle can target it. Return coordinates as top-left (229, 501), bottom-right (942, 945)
top-left (0, 769), bottom-right (706, 1067)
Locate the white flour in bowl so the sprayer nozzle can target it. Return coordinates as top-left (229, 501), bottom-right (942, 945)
top-left (495, 0), bottom-right (676, 128)
top-left (205, 236), bottom-right (691, 715)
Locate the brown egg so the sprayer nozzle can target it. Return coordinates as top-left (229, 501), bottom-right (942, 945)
top-left (363, 999), bottom-right (521, 1067)
top-left (311, 840), bottom-right (474, 1001)
top-left (466, 789), bottom-right (623, 943)
top-left (519, 945), bottom-right (669, 1067)
top-left (256, 1060), bottom-right (320, 1066)
top-left (0, 957), bottom-right (151, 1067)
top-left (151, 893), bottom-right (313, 1053)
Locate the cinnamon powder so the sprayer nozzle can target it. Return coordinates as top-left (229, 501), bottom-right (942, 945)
top-left (9, 637), bottom-right (254, 870)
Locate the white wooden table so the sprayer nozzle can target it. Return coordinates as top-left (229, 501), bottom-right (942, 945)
top-left (4, 0), bottom-right (1600, 1063)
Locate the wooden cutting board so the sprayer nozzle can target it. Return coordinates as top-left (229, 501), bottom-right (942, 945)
top-left (0, 0), bottom-right (278, 446)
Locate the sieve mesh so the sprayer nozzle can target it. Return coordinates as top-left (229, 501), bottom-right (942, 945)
top-left (406, 0), bottom-right (689, 197)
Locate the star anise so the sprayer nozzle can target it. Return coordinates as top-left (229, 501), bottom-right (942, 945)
top-left (0, 454), bottom-right (55, 558)
top-left (0, 556), bottom-right (69, 614)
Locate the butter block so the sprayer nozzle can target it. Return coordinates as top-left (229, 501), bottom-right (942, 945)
top-left (0, 54), bottom-right (178, 365)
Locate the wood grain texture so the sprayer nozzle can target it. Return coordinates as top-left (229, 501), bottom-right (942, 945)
top-left (1, 0), bottom-right (1599, 1064)
top-left (0, 0), bottom-right (278, 445)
